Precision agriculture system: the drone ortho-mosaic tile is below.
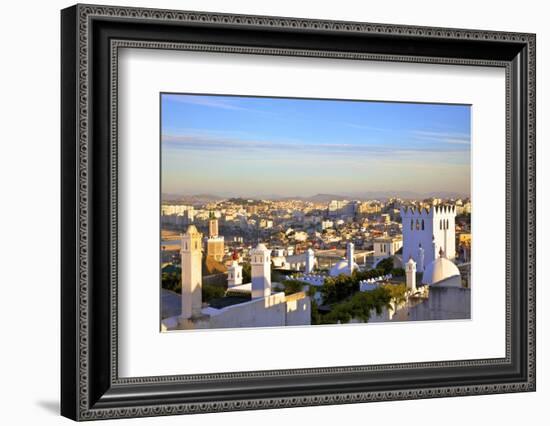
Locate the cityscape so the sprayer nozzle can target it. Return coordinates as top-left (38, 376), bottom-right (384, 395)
top-left (160, 94), bottom-right (471, 331)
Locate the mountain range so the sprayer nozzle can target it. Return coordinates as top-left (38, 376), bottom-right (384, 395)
top-left (162, 191), bottom-right (469, 204)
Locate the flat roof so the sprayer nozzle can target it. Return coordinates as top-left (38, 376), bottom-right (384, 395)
top-left (208, 295), bottom-right (251, 309)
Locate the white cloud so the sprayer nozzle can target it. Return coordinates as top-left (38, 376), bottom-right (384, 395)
top-left (410, 130), bottom-right (471, 145)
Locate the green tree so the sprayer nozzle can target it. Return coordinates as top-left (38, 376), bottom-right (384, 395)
top-left (241, 262), bottom-right (251, 283)
top-left (310, 299), bottom-right (321, 325)
top-left (161, 270), bottom-right (181, 293)
top-left (306, 285), bottom-right (318, 298)
top-left (391, 267), bottom-right (405, 277)
top-left (320, 274), bottom-right (359, 305)
top-left (382, 283), bottom-right (407, 305)
top-left (201, 283), bottom-right (225, 302)
top-left (320, 287), bottom-right (392, 325)
top-left (282, 279), bottom-right (306, 296)
top-left (377, 257), bottom-right (394, 274)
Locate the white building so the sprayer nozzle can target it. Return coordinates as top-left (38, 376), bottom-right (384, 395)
top-left (227, 261), bottom-right (243, 288)
top-left (280, 251), bottom-right (317, 272)
top-left (373, 236), bottom-right (403, 260)
top-left (400, 204), bottom-right (456, 272)
top-left (321, 220), bottom-right (334, 230)
top-left (328, 200), bottom-right (346, 216)
top-left (329, 242), bottom-right (359, 277)
top-left (161, 204), bottom-right (194, 226)
top-left (402, 248), bottom-right (469, 321)
top-left (161, 204), bottom-right (194, 216)
top-left (162, 235), bottom-right (311, 330)
top-left (421, 248), bottom-right (461, 287)
top-left (292, 231), bottom-right (308, 242)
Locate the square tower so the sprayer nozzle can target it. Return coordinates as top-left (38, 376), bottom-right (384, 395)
top-left (181, 225), bottom-right (203, 319)
top-left (206, 236), bottom-right (225, 262)
top-left (250, 243), bottom-right (271, 299)
top-left (400, 204), bottom-right (456, 268)
top-left (208, 216), bottom-right (219, 237)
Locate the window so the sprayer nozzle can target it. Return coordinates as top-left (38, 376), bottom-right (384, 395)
top-left (411, 219), bottom-right (413, 230)
top-left (440, 219), bottom-right (442, 230)
top-left (446, 219), bottom-right (449, 229)
top-left (421, 219), bottom-right (425, 230)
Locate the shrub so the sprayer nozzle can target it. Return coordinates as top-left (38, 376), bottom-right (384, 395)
top-left (282, 279), bottom-right (307, 295)
top-left (202, 283), bottom-right (225, 302)
top-left (320, 287), bottom-right (392, 324)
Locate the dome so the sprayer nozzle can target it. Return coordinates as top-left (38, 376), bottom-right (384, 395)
top-left (421, 256), bottom-right (460, 286)
top-left (329, 258), bottom-right (358, 277)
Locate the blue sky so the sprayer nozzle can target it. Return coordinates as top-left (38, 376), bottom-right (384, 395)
top-left (161, 93), bottom-right (471, 198)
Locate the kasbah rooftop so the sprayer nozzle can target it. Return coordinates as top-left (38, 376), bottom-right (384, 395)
top-left (160, 196), bottom-right (472, 330)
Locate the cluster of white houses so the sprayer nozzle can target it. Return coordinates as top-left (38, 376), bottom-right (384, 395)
top-left (162, 203), bottom-right (469, 331)
top-left (162, 225), bottom-right (311, 330)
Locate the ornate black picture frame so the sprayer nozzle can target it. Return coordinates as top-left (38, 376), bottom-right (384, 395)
top-left (61, 3), bottom-right (536, 421)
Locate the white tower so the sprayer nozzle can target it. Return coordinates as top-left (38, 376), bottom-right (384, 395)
top-left (305, 248), bottom-right (315, 273)
top-left (346, 242), bottom-right (355, 274)
top-left (227, 261), bottom-right (243, 288)
top-left (406, 257), bottom-right (417, 292)
top-left (181, 225), bottom-right (203, 319)
top-left (417, 243), bottom-right (425, 273)
top-left (250, 243), bottom-right (271, 299)
top-left (400, 204), bottom-right (456, 266)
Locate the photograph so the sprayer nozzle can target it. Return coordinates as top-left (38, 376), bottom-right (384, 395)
top-left (159, 94), bottom-right (472, 331)
top-left (57, 2), bottom-right (536, 420)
